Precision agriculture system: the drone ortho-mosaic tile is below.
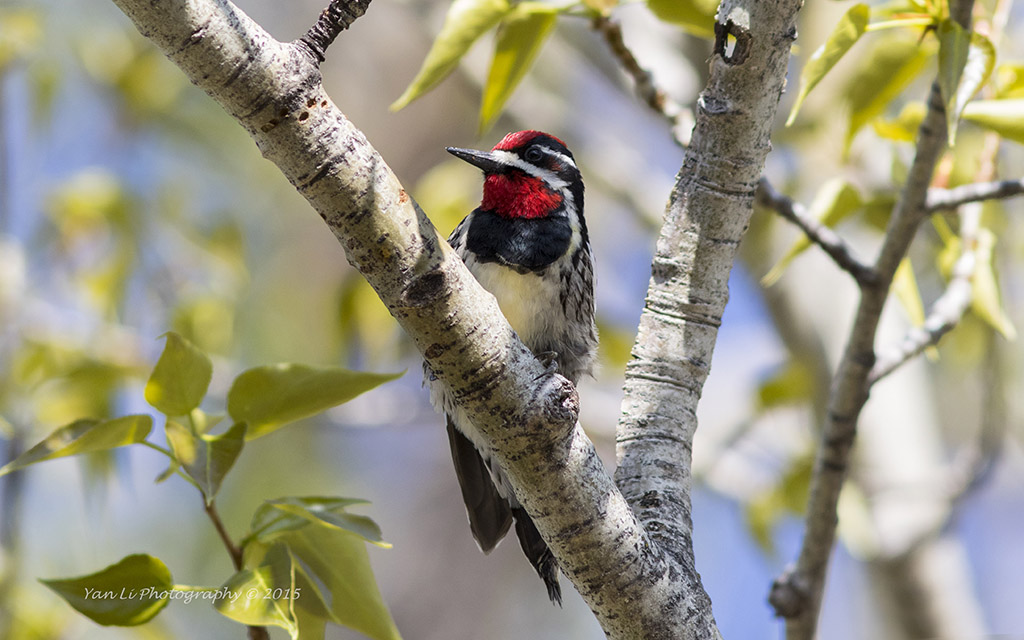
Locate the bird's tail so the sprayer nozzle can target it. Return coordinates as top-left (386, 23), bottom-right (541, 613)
top-left (512, 508), bottom-right (562, 606)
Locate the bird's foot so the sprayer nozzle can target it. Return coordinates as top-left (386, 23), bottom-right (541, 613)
top-left (534, 351), bottom-right (559, 380)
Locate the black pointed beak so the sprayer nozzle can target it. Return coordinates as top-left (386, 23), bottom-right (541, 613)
top-left (446, 146), bottom-right (505, 173)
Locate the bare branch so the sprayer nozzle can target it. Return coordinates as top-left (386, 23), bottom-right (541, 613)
top-left (298, 0), bottom-right (373, 63)
top-left (591, 15), bottom-right (694, 146)
top-left (926, 177), bottom-right (1024, 212)
top-left (755, 178), bottom-right (879, 286)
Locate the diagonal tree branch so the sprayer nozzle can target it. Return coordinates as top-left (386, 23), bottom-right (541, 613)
top-left (769, 0), bottom-right (977, 636)
top-left (755, 177), bottom-right (879, 286)
top-left (591, 14), bottom-right (694, 147)
top-left (105, 0), bottom-right (725, 637)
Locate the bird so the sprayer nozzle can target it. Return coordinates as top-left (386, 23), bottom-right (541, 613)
top-left (425, 130), bottom-right (597, 605)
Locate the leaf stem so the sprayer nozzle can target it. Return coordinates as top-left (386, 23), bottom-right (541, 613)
top-left (139, 440), bottom-right (174, 458)
top-left (201, 499), bottom-right (270, 640)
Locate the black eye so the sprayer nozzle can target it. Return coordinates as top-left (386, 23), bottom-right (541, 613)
top-left (524, 146), bottom-right (544, 163)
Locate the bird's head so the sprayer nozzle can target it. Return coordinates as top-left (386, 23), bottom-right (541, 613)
top-left (446, 130), bottom-right (583, 220)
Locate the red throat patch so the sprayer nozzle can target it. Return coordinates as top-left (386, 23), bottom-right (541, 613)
top-left (482, 173), bottom-right (563, 219)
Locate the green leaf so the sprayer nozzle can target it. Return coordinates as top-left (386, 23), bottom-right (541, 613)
top-left (938, 22), bottom-right (994, 145)
top-left (390, 0), bottom-right (512, 111)
top-left (0, 8), bottom-right (42, 70)
top-left (266, 498), bottom-right (389, 547)
top-left (0, 415), bottom-right (152, 477)
top-left (646, 0), bottom-right (717, 39)
top-left (479, 3), bottom-right (558, 134)
top-left (165, 421), bottom-right (246, 502)
top-left (744, 455), bottom-right (813, 554)
top-left (144, 332), bottom-right (212, 416)
top-left (582, 0), bottom-right (618, 15)
top-left (762, 179), bottom-right (862, 286)
top-left (970, 229), bottom-right (1016, 339)
top-left (786, 4), bottom-right (869, 126)
top-left (893, 258), bottom-right (926, 327)
top-left (845, 37), bottom-right (931, 152)
top-left (280, 524), bottom-right (401, 640)
top-left (248, 497), bottom-right (373, 542)
top-left (995, 62), bottom-right (1024, 98)
top-left (962, 98), bottom-right (1024, 144)
top-left (215, 543), bottom-right (298, 639)
top-left (227, 364), bottom-right (402, 440)
top-left (873, 101), bottom-right (927, 142)
top-left (40, 554), bottom-right (172, 626)
top-left (756, 360), bottom-right (814, 410)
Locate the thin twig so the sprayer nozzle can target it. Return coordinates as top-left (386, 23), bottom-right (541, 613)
top-left (926, 178), bottom-right (1024, 212)
top-left (298, 0), bottom-right (373, 64)
top-left (203, 499), bottom-right (269, 640)
top-left (204, 498), bottom-right (243, 570)
top-left (868, 205), bottom-right (981, 384)
top-left (755, 178), bottom-right (879, 286)
top-left (591, 15), bottom-right (694, 147)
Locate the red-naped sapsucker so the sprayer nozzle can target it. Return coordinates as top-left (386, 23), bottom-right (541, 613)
top-left (426, 130), bottom-right (598, 605)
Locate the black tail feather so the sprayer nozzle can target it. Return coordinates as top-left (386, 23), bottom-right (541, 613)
top-left (513, 507), bottom-right (562, 606)
top-left (446, 418), bottom-right (513, 552)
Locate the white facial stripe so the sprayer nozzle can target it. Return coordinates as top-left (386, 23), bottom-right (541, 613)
top-left (491, 149), bottom-right (569, 189)
top-left (541, 148), bottom-right (577, 170)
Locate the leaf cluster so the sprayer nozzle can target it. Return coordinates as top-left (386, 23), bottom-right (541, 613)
top-left (2, 332), bottom-right (403, 639)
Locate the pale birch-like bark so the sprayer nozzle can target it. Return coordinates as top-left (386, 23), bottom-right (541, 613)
top-left (104, 0), bottom-right (736, 636)
top-left (615, 0), bottom-right (802, 569)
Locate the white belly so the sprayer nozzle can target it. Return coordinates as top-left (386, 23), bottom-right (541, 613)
top-left (469, 260), bottom-right (562, 350)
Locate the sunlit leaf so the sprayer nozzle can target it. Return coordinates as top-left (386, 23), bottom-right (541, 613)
top-left (215, 544), bottom-right (298, 639)
top-left (227, 364), bottom-right (402, 440)
top-left (337, 276), bottom-right (401, 366)
top-left (646, 0), bottom-right (717, 39)
top-left (762, 179), bottom-right (862, 286)
top-left (596, 320), bottom-right (636, 372)
top-left (249, 497), bottom-right (371, 543)
top-left (582, 0), bottom-right (618, 15)
top-left (873, 101), bottom-right (927, 142)
top-left (938, 21), bottom-right (994, 145)
top-left (173, 296), bottom-right (235, 356)
top-left (280, 524), bottom-right (401, 640)
top-left (744, 454), bottom-right (813, 554)
top-left (40, 554), bottom-right (172, 626)
top-left (962, 98), bottom-right (1024, 144)
top-left (144, 332), bottom-right (212, 416)
top-left (0, 415), bottom-right (152, 477)
top-left (165, 421), bottom-right (246, 502)
top-left (0, 8), bottom-right (42, 70)
top-left (845, 37), bottom-right (931, 152)
top-left (786, 4), bottom-right (869, 126)
top-left (390, 0), bottom-right (512, 111)
top-left (756, 360), bottom-right (814, 410)
top-left (264, 498), bottom-right (389, 547)
top-left (893, 258), bottom-right (926, 326)
top-left (995, 62), bottom-right (1024, 98)
top-left (45, 169), bottom-right (129, 236)
top-left (479, 3), bottom-right (558, 134)
top-left (970, 229), bottom-right (1016, 339)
